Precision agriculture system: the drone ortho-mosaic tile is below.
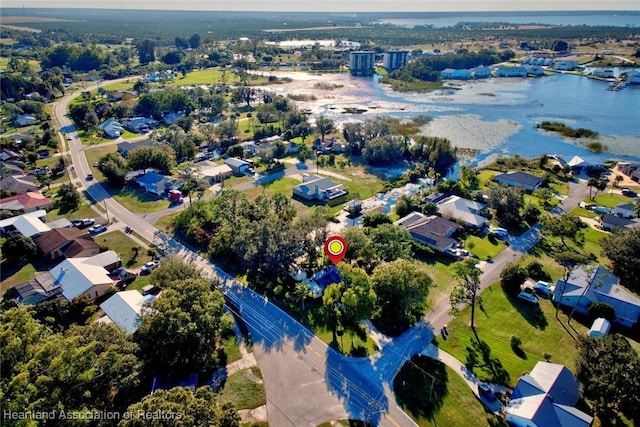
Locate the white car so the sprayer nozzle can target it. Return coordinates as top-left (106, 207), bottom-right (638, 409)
top-left (140, 260), bottom-right (160, 275)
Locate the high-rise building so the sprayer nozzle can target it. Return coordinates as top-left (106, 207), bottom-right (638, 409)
top-left (383, 50), bottom-right (409, 71)
top-left (348, 51), bottom-right (376, 76)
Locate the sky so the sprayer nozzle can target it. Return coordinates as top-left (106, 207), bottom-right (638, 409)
top-left (1, 0), bottom-right (639, 12)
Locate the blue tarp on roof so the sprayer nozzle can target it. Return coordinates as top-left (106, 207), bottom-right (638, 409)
top-left (314, 266), bottom-right (341, 289)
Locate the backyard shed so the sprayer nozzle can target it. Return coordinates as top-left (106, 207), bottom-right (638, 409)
top-left (588, 317), bottom-right (611, 338)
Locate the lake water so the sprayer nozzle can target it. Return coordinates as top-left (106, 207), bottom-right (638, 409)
top-left (375, 11), bottom-right (640, 28)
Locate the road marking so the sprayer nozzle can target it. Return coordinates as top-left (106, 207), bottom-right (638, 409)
top-left (384, 413), bottom-right (401, 427)
top-left (315, 351), bottom-right (322, 358)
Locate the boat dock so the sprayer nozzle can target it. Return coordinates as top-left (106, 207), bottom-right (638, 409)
top-left (607, 81), bottom-right (628, 91)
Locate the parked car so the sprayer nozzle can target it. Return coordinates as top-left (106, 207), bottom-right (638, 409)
top-left (140, 260), bottom-right (160, 275)
top-left (517, 291), bottom-right (539, 304)
top-left (116, 272), bottom-right (137, 289)
top-left (478, 383), bottom-right (497, 402)
top-left (70, 219), bottom-right (84, 227)
top-left (533, 281), bottom-right (553, 298)
top-left (592, 206), bottom-right (611, 215)
top-left (79, 218), bottom-right (95, 227)
top-left (86, 174), bottom-right (94, 181)
top-left (621, 189), bottom-right (637, 198)
top-left (88, 224), bottom-right (107, 235)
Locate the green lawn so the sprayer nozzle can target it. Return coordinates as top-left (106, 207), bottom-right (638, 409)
top-left (592, 193), bottom-right (635, 208)
top-left (43, 197), bottom-right (100, 223)
top-left (571, 206), bottom-right (598, 219)
top-left (165, 69), bottom-right (238, 86)
top-left (397, 363), bottom-right (506, 427)
top-left (220, 367), bottom-right (266, 410)
top-left (0, 262), bottom-right (37, 292)
top-left (111, 187), bottom-right (172, 214)
top-left (100, 230), bottom-right (152, 268)
top-left (438, 284), bottom-right (588, 387)
top-left (222, 335), bottom-right (243, 364)
top-left (464, 235), bottom-right (506, 261)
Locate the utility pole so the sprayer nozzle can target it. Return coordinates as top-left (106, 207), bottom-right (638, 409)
top-left (104, 199), bottom-right (110, 224)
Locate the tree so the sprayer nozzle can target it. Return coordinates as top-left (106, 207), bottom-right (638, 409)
top-left (1, 234), bottom-right (38, 262)
top-left (587, 177), bottom-right (607, 200)
top-left (215, 119), bottom-right (239, 145)
top-left (231, 86), bottom-right (256, 108)
top-left (575, 334), bottom-right (640, 422)
top-left (371, 259), bottom-right (432, 336)
top-left (449, 258), bottom-right (482, 342)
top-left (122, 386), bottom-right (239, 427)
top-left (149, 254), bottom-right (202, 289)
top-left (136, 278), bottom-right (225, 377)
top-left (459, 165), bottom-right (479, 189)
top-left (552, 250), bottom-right (593, 317)
top-left (98, 152), bottom-right (129, 186)
top-left (57, 182), bottom-right (80, 211)
top-left (500, 262), bottom-right (527, 295)
top-left (127, 146), bottom-right (175, 174)
top-left (176, 161), bottom-right (206, 204)
top-left (322, 264), bottom-right (376, 350)
top-left (600, 227), bottom-right (640, 291)
top-left (614, 174), bottom-right (624, 188)
top-left (1, 312), bottom-right (142, 415)
top-left (540, 213), bottom-right (586, 248)
top-left (137, 39), bottom-right (156, 64)
top-left (366, 223), bottom-right (413, 262)
top-left (587, 302), bottom-right (615, 320)
top-left (487, 184), bottom-right (523, 224)
top-left (315, 116), bottom-right (334, 142)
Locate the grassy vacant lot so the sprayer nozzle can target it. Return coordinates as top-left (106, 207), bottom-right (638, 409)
top-left (438, 284), bottom-right (588, 387)
top-left (220, 367), bottom-right (266, 410)
top-left (464, 235), bottom-right (506, 261)
top-left (100, 230), bottom-right (152, 269)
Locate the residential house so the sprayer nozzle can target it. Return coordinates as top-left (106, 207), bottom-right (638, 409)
top-left (437, 195), bottom-right (488, 228)
top-left (51, 251), bottom-right (120, 301)
top-left (613, 203), bottom-right (636, 219)
top-left (567, 155), bottom-right (605, 173)
top-left (122, 117), bottom-right (159, 134)
top-left (162, 111), bottom-right (185, 125)
top-left (0, 210), bottom-right (50, 237)
top-left (0, 174), bottom-right (39, 194)
top-left (224, 157), bottom-right (251, 175)
top-left (0, 148), bottom-right (21, 162)
top-left (199, 164), bottom-right (233, 183)
top-left (440, 68), bottom-right (472, 79)
top-left (116, 138), bottom-right (156, 157)
top-left (472, 66), bottom-right (492, 79)
top-left (136, 172), bottom-right (173, 196)
top-left (99, 118), bottom-right (125, 138)
top-left (292, 174), bottom-right (348, 202)
top-left (554, 60), bottom-right (579, 71)
top-left (0, 191), bottom-right (51, 213)
top-left (494, 171), bottom-right (542, 191)
top-left (395, 212), bottom-right (461, 253)
top-left (592, 69), bottom-right (614, 78)
top-left (496, 66), bottom-right (528, 77)
top-left (505, 362), bottom-right (592, 427)
top-left (14, 114), bottom-right (38, 127)
top-left (34, 227), bottom-right (100, 260)
top-left (553, 265), bottom-right (640, 328)
top-left (147, 70), bottom-right (175, 82)
top-left (99, 290), bottom-right (154, 334)
top-left (598, 214), bottom-right (639, 231)
top-left (525, 65), bottom-right (545, 76)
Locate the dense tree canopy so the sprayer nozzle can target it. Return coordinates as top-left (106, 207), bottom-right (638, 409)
top-left (575, 334), bottom-right (640, 423)
top-left (121, 386), bottom-right (239, 427)
top-left (136, 278), bottom-right (225, 378)
top-left (1, 234), bottom-right (38, 263)
top-left (600, 228), bottom-right (640, 291)
top-left (371, 259), bottom-right (432, 336)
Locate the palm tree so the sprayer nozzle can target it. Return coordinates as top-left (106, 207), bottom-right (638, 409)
top-left (614, 175), bottom-right (624, 188)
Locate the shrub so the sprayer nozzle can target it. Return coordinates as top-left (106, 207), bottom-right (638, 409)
top-left (526, 261), bottom-right (551, 282)
top-left (587, 302), bottom-right (616, 320)
top-left (500, 262), bottom-right (527, 295)
top-left (510, 334), bottom-right (522, 349)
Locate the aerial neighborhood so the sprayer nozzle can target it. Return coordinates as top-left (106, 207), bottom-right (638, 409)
top-left (1, 6), bottom-right (640, 427)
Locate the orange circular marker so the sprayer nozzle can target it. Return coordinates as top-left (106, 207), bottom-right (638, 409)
top-left (324, 235), bottom-right (347, 265)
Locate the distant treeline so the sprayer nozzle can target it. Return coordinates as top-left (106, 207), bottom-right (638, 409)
top-left (536, 121), bottom-right (599, 139)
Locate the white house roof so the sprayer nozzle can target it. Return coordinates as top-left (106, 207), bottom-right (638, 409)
top-left (199, 164), bottom-right (232, 178)
top-left (52, 254), bottom-right (115, 301)
top-left (437, 195), bottom-right (487, 226)
top-left (100, 290), bottom-right (154, 334)
top-left (0, 210), bottom-right (50, 237)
